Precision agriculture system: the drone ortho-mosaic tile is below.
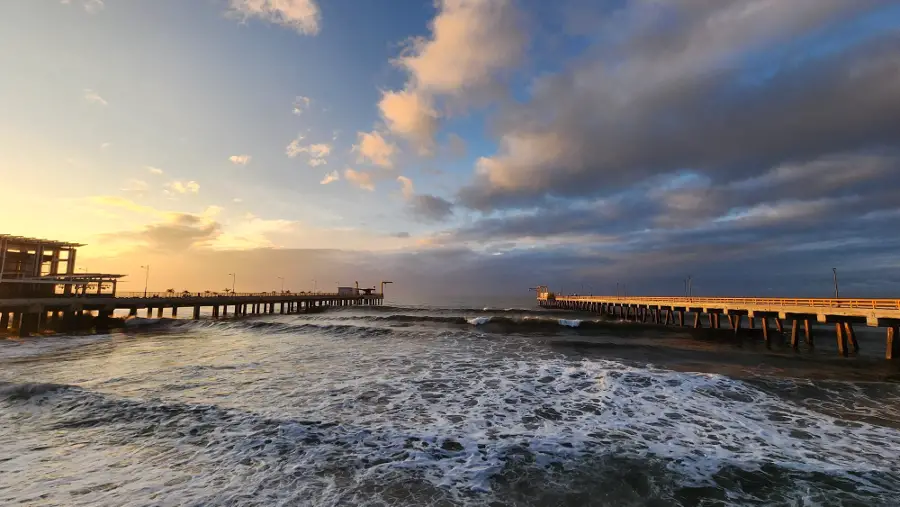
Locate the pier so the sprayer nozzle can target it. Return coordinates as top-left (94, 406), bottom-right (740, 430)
top-left (1, 234), bottom-right (385, 337)
top-left (537, 288), bottom-right (900, 359)
top-left (0, 292), bottom-right (383, 337)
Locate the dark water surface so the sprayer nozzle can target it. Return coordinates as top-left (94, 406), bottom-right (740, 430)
top-left (2, 303), bottom-right (899, 506)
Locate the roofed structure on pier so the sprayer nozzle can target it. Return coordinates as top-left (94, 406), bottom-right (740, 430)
top-left (0, 234), bottom-right (124, 298)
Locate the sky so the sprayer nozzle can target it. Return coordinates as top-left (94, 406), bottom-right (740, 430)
top-left (1, 0), bottom-right (899, 302)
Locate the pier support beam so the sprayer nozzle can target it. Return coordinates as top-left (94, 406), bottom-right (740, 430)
top-left (836, 323), bottom-right (847, 357)
top-left (790, 320), bottom-right (800, 349)
top-left (147, 307), bottom-right (153, 318)
top-left (677, 310), bottom-right (685, 327)
top-left (129, 307), bottom-right (138, 317)
top-left (888, 327), bottom-right (899, 360)
top-left (172, 306), bottom-right (178, 318)
top-left (844, 322), bottom-right (859, 354)
top-left (733, 315), bottom-right (741, 336)
top-left (774, 319), bottom-right (783, 334)
top-left (157, 307), bottom-right (163, 318)
top-left (761, 317), bottom-right (770, 348)
top-left (693, 312), bottom-right (701, 329)
top-left (193, 306), bottom-right (201, 320)
top-left (0, 312), bottom-right (8, 330)
top-left (804, 320), bottom-right (813, 347)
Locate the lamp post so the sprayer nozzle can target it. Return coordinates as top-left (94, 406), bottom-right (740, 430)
top-left (312, 279), bottom-right (317, 293)
top-left (278, 276), bottom-right (284, 294)
top-left (688, 275), bottom-right (693, 298)
top-left (140, 265), bottom-right (150, 298)
top-left (832, 268), bottom-right (839, 298)
top-left (228, 273), bottom-right (236, 294)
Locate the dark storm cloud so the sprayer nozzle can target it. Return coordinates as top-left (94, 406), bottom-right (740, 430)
top-left (458, 2), bottom-right (900, 210)
top-left (409, 194), bottom-right (455, 222)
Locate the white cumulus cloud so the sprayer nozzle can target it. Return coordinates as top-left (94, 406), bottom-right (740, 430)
top-left (354, 131), bottom-right (397, 169)
top-left (229, 154), bottom-right (252, 165)
top-left (344, 168), bottom-right (374, 191)
top-left (229, 0), bottom-right (321, 36)
top-left (320, 171), bottom-right (340, 185)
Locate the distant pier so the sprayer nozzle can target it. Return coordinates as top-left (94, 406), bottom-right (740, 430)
top-left (1, 292), bottom-right (383, 337)
top-left (536, 287), bottom-right (900, 359)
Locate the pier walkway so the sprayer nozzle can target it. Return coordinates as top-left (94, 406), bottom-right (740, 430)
top-left (1, 292), bottom-right (383, 337)
top-left (537, 290), bottom-right (900, 359)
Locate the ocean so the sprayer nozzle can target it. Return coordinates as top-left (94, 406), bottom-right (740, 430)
top-left (1, 302), bottom-right (899, 506)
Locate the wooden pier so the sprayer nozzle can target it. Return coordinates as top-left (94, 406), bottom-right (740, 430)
top-left (537, 289), bottom-right (900, 359)
top-left (0, 292), bottom-right (383, 337)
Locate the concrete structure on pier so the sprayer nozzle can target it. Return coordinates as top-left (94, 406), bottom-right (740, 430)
top-left (536, 287), bottom-right (900, 359)
top-left (1, 234), bottom-right (385, 337)
top-left (0, 235), bottom-right (123, 298)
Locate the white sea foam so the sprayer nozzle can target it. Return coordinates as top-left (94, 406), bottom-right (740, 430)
top-left (558, 319), bottom-right (582, 327)
top-left (466, 316), bottom-right (492, 325)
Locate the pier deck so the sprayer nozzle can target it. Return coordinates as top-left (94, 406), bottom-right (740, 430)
top-left (538, 291), bottom-right (900, 359)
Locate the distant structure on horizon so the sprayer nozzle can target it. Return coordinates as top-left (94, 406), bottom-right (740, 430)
top-left (0, 234), bottom-right (124, 299)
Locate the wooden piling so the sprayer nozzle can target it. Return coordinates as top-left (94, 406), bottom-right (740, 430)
top-left (790, 320), bottom-right (799, 349)
top-left (804, 319), bottom-right (813, 347)
top-left (733, 315), bottom-right (741, 336)
top-left (844, 322), bottom-right (859, 354)
top-left (888, 327), bottom-right (899, 360)
top-left (693, 312), bottom-right (701, 328)
top-left (677, 310), bottom-right (685, 327)
top-left (761, 317), bottom-right (770, 348)
top-left (836, 323), bottom-right (847, 357)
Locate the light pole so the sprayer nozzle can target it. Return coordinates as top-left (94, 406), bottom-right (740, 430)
top-left (688, 275), bottom-right (693, 298)
top-left (278, 276), bottom-right (284, 294)
top-left (832, 268), bottom-right (839, 298)
top-left (616, 282), bottom-right (619, 298)
top-left (312, 279), bottom-right (317, 293)
top-left (228, 273), bottom-right (236, 294)
top-left (140, 265), bottom-right (150, 297)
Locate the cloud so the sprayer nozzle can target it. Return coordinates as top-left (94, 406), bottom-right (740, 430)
top-left (233, 198), bottom-right (244, 203)
top-left (229, 154), bottom-right (252, 165)
top-left (292, 95), bottom-right (311, 115)
top-left (459, 1), bottom-right (900, 210)
top-left (286, 135), bottom-right (331, 166)
top-left (378, 89), bottom-right (439, 154)
top-left (146, 166), bottom-right (164, 175)
top-left (343, 168), bottom-right (375, 191)
top-left (103, 213), bottom-right (222, 252)
top-left (83, 89), bottom-right (108, 106)
top-left (100, 142), bottom-right (112, 149)
top-left (89, 195), bottom-right (162, 216)
top-left (377, 0), bottom-right (527, 149)
top-left (410, 194), bottom-right (454, 222)
top-left (320, 170), bottom-right (340, 185)
top-left (228, 0), bottom-right (321, 35)
top-left (354, 131), bottom-right (397, 168)
top-left (396, 0), bottom-right (526, 96)
top-left (84, 0), bottom-right (104, 13)
top-left (120, 179), bottom-right (149, 194)
top-left (397, 176), bottom-right (415, 199)
top-left (166, 180), bottom-right (200, 195)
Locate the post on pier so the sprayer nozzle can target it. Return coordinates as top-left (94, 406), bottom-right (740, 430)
top-left (693, 312), bottom-right (701, 329)
top-left (888, 327), bottom-right (899, 360)
top-left (804, 319), bottom-right (813, 347)
top-left (844, 322), bottom-right (859, 354)
top-left (146, 307), bottom-right (153, 318)
top-left (0, 311), bottom-right (9, 330)
top-left (791, 320), bottom-right (800, 349)
top-left (761, 317), bottom-right (770, 348)
top-left (172, 306), bottom-right (178, 318)
top-left (835, 323), bottom-right (847, 357)
top-left (157, 307), bottom-right (164, 318)
top-left (193, 306), bottom-right (201, 320)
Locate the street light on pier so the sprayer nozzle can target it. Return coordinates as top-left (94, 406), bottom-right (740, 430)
top-left (140, 265), bottom-right (150, 298)
top-left (228, 273), bottom-right (236, 294)
top-left (833, 268), bottom-right (839, 298)
top-left (278, 276), bottom-right (284, 294)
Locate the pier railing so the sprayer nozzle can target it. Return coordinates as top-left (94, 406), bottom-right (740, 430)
top-left (115, 291), bottom-right (349, 299)
top-left (546, 296), bottom-right (900, 311)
